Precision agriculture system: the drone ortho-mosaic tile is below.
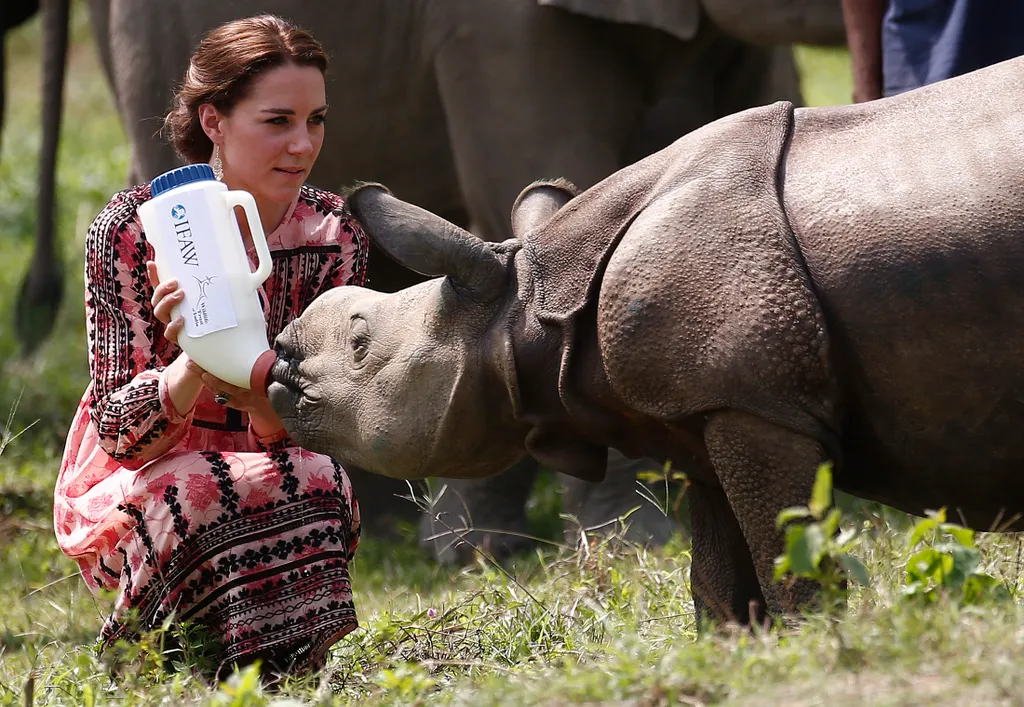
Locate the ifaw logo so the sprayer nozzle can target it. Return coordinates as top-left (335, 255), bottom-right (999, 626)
top-left (171, 204), bottom-right (187, 221)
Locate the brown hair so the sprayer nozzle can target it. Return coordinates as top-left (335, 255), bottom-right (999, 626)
top-left (163, 15), bottom-right (329, 164)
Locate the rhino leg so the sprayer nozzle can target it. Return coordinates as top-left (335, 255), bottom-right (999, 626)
top-left (559, 449), bottom-right (684, 547)
top-left (699, 410), bottom-right (826, 624)
top-left (687, 481), bottom-right (765, 627)
top-left (418, 455), bottom-right (539, 565)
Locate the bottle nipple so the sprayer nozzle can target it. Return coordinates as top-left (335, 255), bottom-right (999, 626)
top-left (250, 349), bottom-right (278, 397)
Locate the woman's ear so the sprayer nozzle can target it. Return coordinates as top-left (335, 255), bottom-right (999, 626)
top-left (198, 104), bottom-right (225, 144)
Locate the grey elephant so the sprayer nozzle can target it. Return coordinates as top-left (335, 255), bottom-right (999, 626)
top-left (14, 0), bottom-right (842, 554)
top-left (264, 55), bottom-right (1024, 625)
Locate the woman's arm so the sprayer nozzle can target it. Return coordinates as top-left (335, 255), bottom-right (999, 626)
top-left (85, 192), bottom-right (198, 468)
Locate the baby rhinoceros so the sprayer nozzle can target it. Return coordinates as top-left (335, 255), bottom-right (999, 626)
top-left (267, 55), bottom-right (1024, 626)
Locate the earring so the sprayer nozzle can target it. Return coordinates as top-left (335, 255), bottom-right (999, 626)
top-left (211, 144), bottom-right (224, 181)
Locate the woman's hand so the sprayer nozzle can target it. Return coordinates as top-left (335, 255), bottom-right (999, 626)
top-left (146, 261), bottom-right (283, 436)
top-left (147, 261), bottom-right (186, 344)
top-left (147, 261), bottom-right (206, 415)
top-left (187, 360), bottom-right (285, 438)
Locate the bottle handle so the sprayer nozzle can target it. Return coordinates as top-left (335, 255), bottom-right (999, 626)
top-left (222, 190), bottom-right (273, 288)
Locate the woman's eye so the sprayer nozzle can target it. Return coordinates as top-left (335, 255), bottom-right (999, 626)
top-left (310, 115), bottom-right (326, 126)
top-left (267, 116), bottom-right (288, 126)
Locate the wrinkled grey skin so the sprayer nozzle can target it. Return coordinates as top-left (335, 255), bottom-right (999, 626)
top-left (543, 0), bottom-right (847, 46)
top-left (700, 0), bottom-right (845, 46)
top-left (268, 56), bottom-right (1024, 625)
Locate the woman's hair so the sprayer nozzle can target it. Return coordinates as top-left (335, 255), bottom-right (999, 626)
top-left (163, 15), bottom-right (329, 164)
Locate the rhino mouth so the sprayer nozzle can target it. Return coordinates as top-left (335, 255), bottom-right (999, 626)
top-left (267, 354), bottom-right (306, 406)
top-left (268, 352), bottom-right (303, 391)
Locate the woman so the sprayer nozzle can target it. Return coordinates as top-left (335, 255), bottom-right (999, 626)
top-left (53, 15), bottom-right (365, 677)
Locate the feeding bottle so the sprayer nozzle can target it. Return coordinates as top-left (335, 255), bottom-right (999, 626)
top-left (138, 164), bottom-right (277, 395)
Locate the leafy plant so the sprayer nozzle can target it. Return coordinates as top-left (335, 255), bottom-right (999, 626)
top-left (636, 461), bottom-right (690, 521)
top-left (372, 663), bottom-right (438, 702)
top-left (901, 508), bottom-right (1011, 605)
top-left (773, 463), bottom-right (870, 599)
top-left (203, 664), bottom-right (267, 707)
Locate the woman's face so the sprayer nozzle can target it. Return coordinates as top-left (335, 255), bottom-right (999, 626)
top-left (201, 63), bottom-right (327, 208)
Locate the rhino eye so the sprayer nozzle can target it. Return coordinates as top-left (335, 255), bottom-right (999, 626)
top-left (351, 317), bottom-right (370, 364)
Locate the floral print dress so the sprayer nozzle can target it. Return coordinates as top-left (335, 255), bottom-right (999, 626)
top-left (54, 182), bottom-right (367, 674)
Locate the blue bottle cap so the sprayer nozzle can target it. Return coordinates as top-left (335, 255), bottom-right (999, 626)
top-left (150, 164), bottom-right (216, 196)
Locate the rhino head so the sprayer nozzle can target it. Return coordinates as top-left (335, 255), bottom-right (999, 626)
top-left (267, 181), bottom-right (577, 480)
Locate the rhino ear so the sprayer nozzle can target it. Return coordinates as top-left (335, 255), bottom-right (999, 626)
top-left (510, 179), bottom-right (579, 239)
top-left (346, 183), bottom-right (505, 300)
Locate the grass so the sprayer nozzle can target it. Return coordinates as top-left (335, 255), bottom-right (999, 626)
top-left (4, 3), bottom-right (1022, 706)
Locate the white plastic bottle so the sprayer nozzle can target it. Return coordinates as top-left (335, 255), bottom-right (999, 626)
top-left (138, 164), bottom-right (277, 394)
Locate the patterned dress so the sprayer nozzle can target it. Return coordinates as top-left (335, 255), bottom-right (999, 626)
top-left (54, 182), bottom-right (367, 674)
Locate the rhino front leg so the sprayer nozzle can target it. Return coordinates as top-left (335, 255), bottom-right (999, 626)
top-left (699, 410), bottom-right (829, 621)
top-left (418, 456), bottom-right (539, 565)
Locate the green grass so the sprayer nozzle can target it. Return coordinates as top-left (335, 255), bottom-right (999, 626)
top-left (5, 4), bottom-right (1023, 706)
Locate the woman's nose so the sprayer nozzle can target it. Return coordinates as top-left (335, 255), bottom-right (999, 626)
top-left (289, 128), bottom-right (314, 156)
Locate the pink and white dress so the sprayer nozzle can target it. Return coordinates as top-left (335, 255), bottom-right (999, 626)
top-left (54, 182), bottom-right (367, 674)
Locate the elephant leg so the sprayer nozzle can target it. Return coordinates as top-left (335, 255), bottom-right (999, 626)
top-left (425, 3), bottom-right (645, 566)
top-left (107, 3), bottom-right (184, 182)
top-left (617, 20), bottom-right (720, 165)
top-left (85, 0), bottom-right (116, 101)
top-left (432, 1), bottom-right (645, 242)
top-left (712, 36), bottom-right (804, 115)
top-left (687, 480), bottom-right (765, 629)
top-left (16, 0), bottom-right (68, 354)
top-left (126, 158), bottom-right (141, 189)
top-left (621, 28), bottom-right (804, 167)
top-left (123, 118), bottom-right (180, 182)
top-left (701, 410), bottom-right (829, 621)
top-left (559, 449), bottom-right (681, 547)
top-left (418, 455), bottom-right (539, 565)
top-left (345, 467), bottom-right (424, 541)
top-left (85, 0), bottom-right (137, 188)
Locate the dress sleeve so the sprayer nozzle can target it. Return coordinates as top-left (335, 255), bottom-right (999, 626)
top-left (84, 194), bottom-right (194, 468)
